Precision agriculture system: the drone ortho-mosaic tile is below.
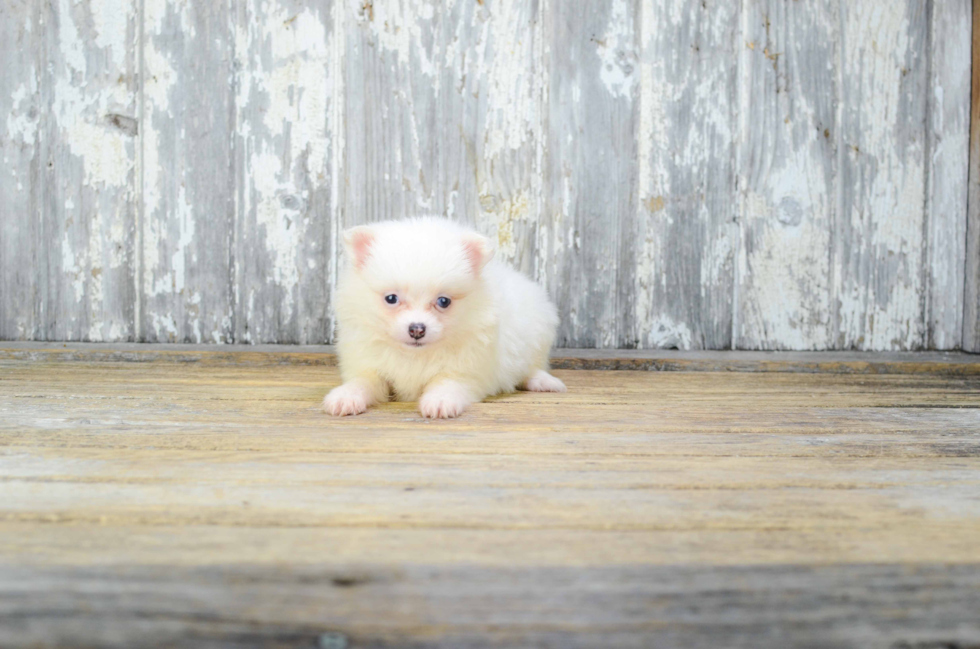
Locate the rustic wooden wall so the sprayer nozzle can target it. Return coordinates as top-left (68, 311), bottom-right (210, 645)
top-left (0, 0), bottom-right (973, 350)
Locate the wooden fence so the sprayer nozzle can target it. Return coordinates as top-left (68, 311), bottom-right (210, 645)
top-left (1, 0), bottom-right (976, 350)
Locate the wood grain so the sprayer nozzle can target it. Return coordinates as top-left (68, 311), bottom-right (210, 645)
top-left (38, 0), bottom-right (139, 342)
top-left (544, 0), bottom-right (638, 348)
top-left (233, 0), bottom-right (340, 344)
top-left (140, 0), bottom-right (235, 344)
top-left (836, 1), bottom-right (930, 350)
top-left (2, 564), bottom-right (979, 649)
top-left (927, 0), bottom-right (971, 349)
top-left (1, 353), bottom-right (979, 646)
top-left (635, 0), bottom-right (737, 350)
top-left (0, 0), bottom-right (974, 350)
top-left (0, 1), bottom-right (39, 341)
top-left (736, 0), bottom-right (838, 350)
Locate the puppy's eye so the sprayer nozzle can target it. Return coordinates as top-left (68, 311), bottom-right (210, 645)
top-left (384, 294), bottom-right (398, 305)
top-left (436, 296), bottom-right (451, 309)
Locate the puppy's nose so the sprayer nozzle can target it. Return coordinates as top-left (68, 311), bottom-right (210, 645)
top-left (408, 322), bottom-right (426, 340)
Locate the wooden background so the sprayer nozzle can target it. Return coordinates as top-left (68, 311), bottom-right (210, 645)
top-left (1, 0), bottom-right (976, 351)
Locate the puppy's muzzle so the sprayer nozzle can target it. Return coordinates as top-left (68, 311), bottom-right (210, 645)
top-left (408, 322), bottom-right (426, 340)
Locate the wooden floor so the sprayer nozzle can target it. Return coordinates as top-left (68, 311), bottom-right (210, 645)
top-left (2, 346), bottom-right (980, 648)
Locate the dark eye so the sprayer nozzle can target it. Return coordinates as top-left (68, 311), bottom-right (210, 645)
top-left (436, 296), bottom-right (451, 309)
top-left (384, 294), bottom-right (398, 305)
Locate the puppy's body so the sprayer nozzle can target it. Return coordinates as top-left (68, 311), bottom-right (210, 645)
top-left (325, 217), bottom-right (565, 418)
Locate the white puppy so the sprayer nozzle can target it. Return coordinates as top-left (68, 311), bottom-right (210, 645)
top-left (323, 217), bottom-right (566, 418)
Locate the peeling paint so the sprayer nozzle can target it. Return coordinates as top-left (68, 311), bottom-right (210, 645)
top-left (836, 0), bottom-right (927, 350)
top-left (488, 190), bottom-right (531, 262)
top-left (6, 83), bottom-right (38, 148)
top-left (736, 0), bottom-right (837, 351)
top-left (358, 0), bottom-right (438, 81)
top-left (634, 0), bottom-right (738, 349)
top-left (926, 1), bottom-right (970, 349)
top-left (482, 0), bottom-right (538, 161)
top-left (595, 0), bottom-right (637, 99)
top-left (0, 0), bottom-right (970, 350)
top-left (90, 0), bottom-right (129, 67)
top-left (645, 315), bottom-right (693, 349)
top-left (232, 0), bottom-right (339, 343)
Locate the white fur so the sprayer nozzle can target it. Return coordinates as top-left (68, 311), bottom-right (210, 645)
top-left (323, 217), bottom-right (565, 418)
top-left (522, 369), bottom-right (568, 393)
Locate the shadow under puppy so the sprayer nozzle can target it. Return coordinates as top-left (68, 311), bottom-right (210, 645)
top-left (324, 217), bottom-right (566, 419)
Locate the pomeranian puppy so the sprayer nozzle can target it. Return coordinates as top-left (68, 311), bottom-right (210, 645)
top-left (323, 217), bottom-right (566, 418)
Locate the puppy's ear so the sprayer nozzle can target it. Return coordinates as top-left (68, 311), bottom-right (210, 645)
top-left (342, 226), bottom-right (376, 271)
top-left (461, 233), bottom-right (495, 276)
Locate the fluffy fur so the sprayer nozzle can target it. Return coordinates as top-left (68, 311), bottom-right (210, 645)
top-left (324, 217), bottom-right (565, 418)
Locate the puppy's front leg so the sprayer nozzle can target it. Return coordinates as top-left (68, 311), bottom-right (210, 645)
top-left (419, 379), bottom-right (476, 419)
top-left (323, 375), bottom-right (388, 416)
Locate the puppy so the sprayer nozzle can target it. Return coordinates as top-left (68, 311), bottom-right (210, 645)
top-left (323, 217), bottom-right (566, 418)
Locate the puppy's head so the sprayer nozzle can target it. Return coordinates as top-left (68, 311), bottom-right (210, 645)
top-left (341, 218), bottom-right (494, 349)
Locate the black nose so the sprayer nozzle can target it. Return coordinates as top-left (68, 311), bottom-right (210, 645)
top-left (408, 322), bottom-right (426, 340)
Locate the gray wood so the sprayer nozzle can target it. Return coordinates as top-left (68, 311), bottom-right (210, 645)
top-left (835, 1), bottom-right (929, 350)
top-left (232, 0), bottom-right (339, 344)
top-left (342, 0), bottom-right (544, 278)
top-left (4, 341), bottom-right (980, 375)
top-left (0, 0), bottom-right (975, 350)
top-left (0, 2), bottom-right (39, 341)
top-left (926, 0), bottom-right (971, 349)
top-left (36, 0), bottom-right (139, 342)
top-left (736, 0), bottom-right (839, 350)
top-left (140, 0), bottom-right (235, 343)
top-left (3, 348), bottom-right (980, 648)
top-left (1, 563), bottom-right (978, 648)
top-left (634, 0), bottom-right (738, 350)
top-left (966, 0), bottom-right (980, 353)
top-left (544, 0), bottom-right (638, 348)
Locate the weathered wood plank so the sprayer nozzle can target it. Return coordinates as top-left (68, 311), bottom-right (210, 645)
top-left (0, 1), bottom-right (975, 351)
top-left (4, 451), bottom-right (979, 532)
top-left (926, 0), bottom-right (971, 349)
top-left (835, 1), bottom-right (929, 350)
top-left (635, 0), bottom-right (737, 350)
top-left (4, 362), bottom-right (980, 451)
top-left (965, 0), bottom-right (980, 353)
top-left (36, 0), bottom-right (139, 341)
top-left (543, 0), bottom-right (638, 348)
top-left (0, 2), bottom-right (39, 341)
top-left (2, 354), bottom-right (980, 645)
top-left (471, 0), bottom-right (549, 278)
top-left (344, 0), bottom-right (446, 223)
top-left (2, 361), bottom-right (980, 546)
top-left (5, 341), bottom-right (980, 374)
top-left (2, 563), bottom-right (979, 648)
top-left (140, 0), bottom-right (234, 343)
top-left (233, 0), bottom-right (340, 344)
top-left (736, 0), bottom-right (838, 350)
top-left (343, 0), bottom-right (545, 279)
top-left (7, 452), bottom-right (976, 493)
top-left (5, 521), bottom-right (980, 570)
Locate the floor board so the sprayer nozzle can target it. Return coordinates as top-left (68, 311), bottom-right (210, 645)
top-left (1, 351), bottom-right (979, 647)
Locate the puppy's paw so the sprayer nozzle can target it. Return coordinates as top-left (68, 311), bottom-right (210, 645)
top-left (524, 370), bottom-right (567, 393)
top-left (323, 382), bottom-right (371, 416)
top-left (419, 382), bottom-right (473, 419)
